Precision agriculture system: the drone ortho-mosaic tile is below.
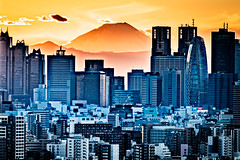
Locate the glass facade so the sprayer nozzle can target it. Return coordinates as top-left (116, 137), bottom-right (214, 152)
top-left (186, 36), bottom-right (208, 106)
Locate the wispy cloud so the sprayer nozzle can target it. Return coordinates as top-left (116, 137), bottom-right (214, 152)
top-left (37, 14), bottom-right (69, 23)
top-left (0, 17), bottom-right (33, 25)
top-left (97, 17), bottom-right (115, 24)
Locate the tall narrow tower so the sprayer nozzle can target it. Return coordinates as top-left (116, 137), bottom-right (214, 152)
top-left (0, 30), bottom-right (12, 94)
top-left (186, 36), bottom-right (208, 106)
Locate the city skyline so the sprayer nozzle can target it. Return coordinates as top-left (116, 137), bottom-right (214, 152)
top-left (1, 0), bottom-right (240, 74)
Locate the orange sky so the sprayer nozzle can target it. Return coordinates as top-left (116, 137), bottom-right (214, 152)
top-left (1, 0), bottom-right (240, 72)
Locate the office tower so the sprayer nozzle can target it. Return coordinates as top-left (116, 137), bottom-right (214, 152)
top-left (94, 142), bottom-right (119, 160)
top-left (152, 26), bottom-right (171, 56)
top-left (186, 36), bottom-right (208, 106)
top-left (235, 39), bottom-right (240, 79)
top-left (102, 68), bottom-right (114, 106)
top-left (133, 144), bottom-right (155, 160)
top-left (34, 110), bottom-right (50, 128)
top-left (112, 90), bottom-right (140, 106)
top-left (128, 69), bottom-right (144, 91)
top-left (33, 84), bottom-right (47, 103)
top-left (47, 47), bottom-right (75, 105)
top-left (144, 125), bottom-right (186, 156)
top-left (11, 40), bottom-right (28, 94)
top-left (67, 136), bottom-right (89, 160)
top-left (56, 119), bottom-right (67, 136)
top-left (0, 30), bottom-right (12, 94)
top-left (85, 59), bottom-right (104, 71)
top-left (163, 69), bottom-right (182, 107)
top-left (112, 76), bottom-right (124, 90)
top-left (75, 72), bottom-right (85, 100)
top-left (141, 72), bottom-right (162, 106)
top-left (0, 114), bottom-right (26, 159)
top-left (178, 23), bottom-right (197, 57)
top-left (233, 81), bottom-right (240, 125)
top-left (151, 55), bottom-right (185, 106)
top-left (84, 71), bottom-right (107, 106)
top-left (208, 72), bottom-right (236, 110)
top-left (212, 24), bottom-right (235, 73)
top-left (27, 49), bottom-right (44, 99)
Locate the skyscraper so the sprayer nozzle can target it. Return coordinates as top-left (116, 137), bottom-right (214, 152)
top-left (163, 69), bottom-right (182, 107)
top-left (178, 23), bottom-right (197, 57)
top-left (151, 55), bottom-right (185, 106)
top-left (233, 81), bottom-right (240, 125)
top-left (235, 39), bottom-right (240, 79)
top-left (152, 26), bottom-right (171, 56)
top-left (208, 72), bottom-right (236, 110)
top-left (141, 72), bottom-right (162, 106)
top-left (11, 40), bottom-right (28, 95)
top-left (211, 25), bottom-right (235, 73)
top-left (27, 49), bottom-right (44, 99)
top-left (128, 69), bottom-right (144, 91)
top-left (186, 36), bottom-right (208, 106)
top-left (0, 30), bottom-right (12, 94)
top-left (47, 47), bottom-right (75, 105)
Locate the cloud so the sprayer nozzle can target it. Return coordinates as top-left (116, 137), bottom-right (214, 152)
top-left (37, 14), bottom-right (69, 23)
top-left (97, 17), bottom-right (115, 24)
top-left (19, 17), bottom-right (34, 22)
top-left (51, 14), bottom-right (68, 22)
top-left (0, 17), bottom-right (33, 25)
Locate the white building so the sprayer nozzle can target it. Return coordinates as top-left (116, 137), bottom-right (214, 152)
top-left (67, 136), bottom-right (89, 160)
top-left (47, 140), bottom-right (67, 158)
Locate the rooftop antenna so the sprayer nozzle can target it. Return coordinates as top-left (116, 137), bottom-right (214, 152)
top-left (6, 27), bottom-right (8, 32)
top-left (226, 23), bottom-right (228, 30)
top-left (223, 22), bottom-right (225, 29)
top-left (192, 19), bottom-right (195, 27)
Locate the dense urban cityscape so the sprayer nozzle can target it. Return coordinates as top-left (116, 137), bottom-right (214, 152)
top-left (0, 21), bottom-right (240, 160)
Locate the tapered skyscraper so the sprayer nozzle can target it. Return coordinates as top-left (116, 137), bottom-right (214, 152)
top-left (186, 36), bottom-right (208, 106)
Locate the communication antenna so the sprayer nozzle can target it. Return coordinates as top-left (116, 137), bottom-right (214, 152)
top-left (226, 23), bottom-right (228, 30)
top-left (223, 22), bottom-right (225, 29)
top-left (192, 19), bottom-right (195, 27)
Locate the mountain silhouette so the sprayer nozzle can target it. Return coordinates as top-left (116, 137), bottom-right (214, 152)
top-left (65, 22), bottom-right (151, 52)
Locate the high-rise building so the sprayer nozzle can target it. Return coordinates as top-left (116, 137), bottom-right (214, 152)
top-left (208, 72), bottom-right (236, 110)
top-left (186, 36), bottom-right (208, 106)
top-left (151, 55), bottom-right (185, 106)
top-left (75, 60), bottom-right (110, 106)
top-left (85, 59), bottom-right (104, 71)
top-left (178, 23), bottom-right (197, 57)
top-left (233, 81), bottom-right (240, 125)
top-left (133, 144), bottom-right (155, 160)
top-left (47, 47), bottom-right (75, 105)
top-left (27, 49), bottom-right (44, 99)
top-left (235, 39), bottom-right (240, 79)
top-left (141, 72), bottom-right (162, 106)
top-left (0, 114), bottom-right (26, 159)
top-left (152, 26), bottom-right (171, 56)
top-left (67, 136), bottom-right (89, 160)
top-left (211, 25), bottom-right (235, 73)
top-left (11, 40), bottom-right (28, 95)
top-left (163, 69), bottom-right (182, 107)
top-left (0, 30), bottom-right (12, 95)
top-left (128, 69), bottom-right (144, 91)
